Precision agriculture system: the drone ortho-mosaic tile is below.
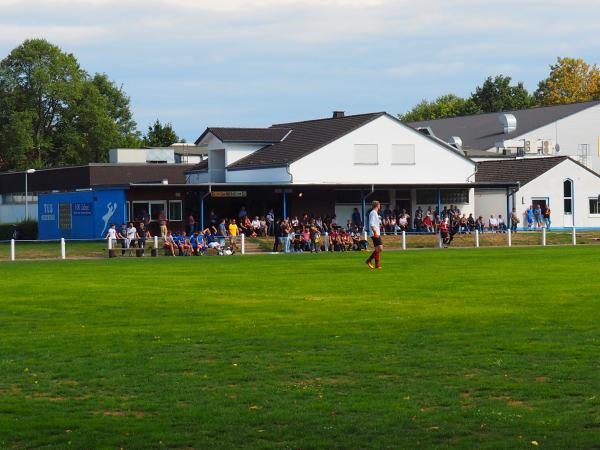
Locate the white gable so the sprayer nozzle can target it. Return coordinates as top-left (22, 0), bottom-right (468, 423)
top-left (288, 115), bottom-right (475, 184)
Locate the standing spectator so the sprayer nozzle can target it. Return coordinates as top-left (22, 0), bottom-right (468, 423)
top-left (266, 208), bottom-right (275, 235)
top-left (543, 205), bottom-right (552, 229)
top-left (238, 206), bottom-right (247, 221)
top-left (105, 223), bottom-right (118, 248)
top-left (525, 205), bottom-right (534, 230)
top-left (272, 219), bottom-right (282, 252)
top-left (218, 219), bottom-right (228, 246)
top-left (158, 210), bottom-right (168, 238)
top-left (476, 216), bottom-right (485, 233)
top-left (141, 209), bottom-right (150, 229)
top-left (534, 204), bottom-right (543, 229)
top-left (187, 213), bottom-right (195, 236)
top-left (228, 219), bottom-right (239, 237)
top-left (497, 214), bottom-right (506, 232)
top-left (510, 207), bottom-right (519, 232)
top-left (126, 222), bottom-right (137, 248)
top-left (137, 222), bottom-right (151, 254)
top-left (351, 207), bottom-right (362, 230)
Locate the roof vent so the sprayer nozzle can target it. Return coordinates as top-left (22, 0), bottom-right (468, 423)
top-left (499, 113), bottom-right (517, 134)
top-left (416, 126), bottom-right (435, 137)
top-left (448, 136), bottom-right (463, 150)
top-left (332, 111), bottom-right (345, 118)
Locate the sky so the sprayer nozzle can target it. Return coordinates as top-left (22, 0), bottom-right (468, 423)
top-left (1, 0), bottom-right (600, 142)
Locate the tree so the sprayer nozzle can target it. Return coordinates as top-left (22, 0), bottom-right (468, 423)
top-left (142, 119), bottom-right (181, 147)
top-left (470, 75), bottom-right (532, 112)
top-left (398, 94), bottom-right (479, 122)
top-left (0, 39), bottom-right (140, 170)
top-left (534, 57), bottom-right (600, 105)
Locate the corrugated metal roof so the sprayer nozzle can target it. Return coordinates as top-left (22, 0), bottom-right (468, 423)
top-left (408, 101), bottom-right (600, 150)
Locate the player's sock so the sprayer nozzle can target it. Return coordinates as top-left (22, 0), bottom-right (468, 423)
top-left (374, 251), bottom-right (381, 268)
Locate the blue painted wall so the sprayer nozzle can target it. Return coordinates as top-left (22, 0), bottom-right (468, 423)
top-left (38, 189), bottom-right (126, 240)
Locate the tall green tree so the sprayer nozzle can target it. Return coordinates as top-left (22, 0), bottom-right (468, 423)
top-left (534, 57), bottom-right (600, 105)
top-left (398, 94), bottom-right (479, 122)
top-left (0, 39), bottom-right (140, 170)
top-left (470, 75), bottom-right (532, 112)
top-left (142, 119), bottom-right (181, 147)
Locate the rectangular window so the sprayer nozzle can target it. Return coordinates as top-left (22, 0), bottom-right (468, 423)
top-left (169, 200), bottom-right (182, 221)
top-left (442, 189), bottom-right (469, 204)
top-left (416, 189), bottom-right (438, 205)
top-left (589, 198), bottom-right (599, 215)
top-left (354, 144), bottom-right (378, 165)
top-left (149, 201), bottom-right (167, 221)
top-left (58, 203), bottom-right (72, 230)
top-left (132, 202), bottom-right (149, 222)
top-left (391, 144), bottom-right (415, 165)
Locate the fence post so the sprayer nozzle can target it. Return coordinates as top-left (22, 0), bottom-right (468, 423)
top-left (10, 239), bottom-right (15, 261)
top-left (475, 229), bottom-right (480, 248)
top-left (108, 238), bottom-right (113, 250)
top-left (154, 235), bottom-right (159, 249)
top-left (60, 238), bottom-right (66, 259)
top-left (507, 229), bottom-right (512, 247)
top-left (542, 227), bottom-right (546, 246)
top-left (401, 231), bottom-right (406, 250)
top-left (438, 232), bottom-right (443, 248)
top-left (241, 233), bottom-right (245, 255)
top-left (572, 227), bottom-right (577, 246)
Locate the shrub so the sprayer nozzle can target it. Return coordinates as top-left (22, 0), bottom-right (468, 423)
top-left (0, 220), bottom-right (38, 240)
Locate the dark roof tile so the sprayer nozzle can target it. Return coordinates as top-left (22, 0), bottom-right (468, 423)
top-left (475, 156), bottom-right (568, 185)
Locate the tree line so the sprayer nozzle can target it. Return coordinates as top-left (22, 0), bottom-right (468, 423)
top-left (398, 57), bottom-right (600, 122)
top-left (0, 39), bottom-right (181, 171)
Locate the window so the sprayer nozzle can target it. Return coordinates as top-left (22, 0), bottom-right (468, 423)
top-left (563, 179), bottom-right (573, 214)
top-left (354, 144), bottom-right (378, 165)
top-left (590, 197), bottom-right (600, 215)
top-left (391, 144), bottom-right (415, 165)
top-left (416, 189), bottom-right (437, 205)
top-left (132, 201), bottom-right (167, 222)
top-left (169, 200), bottom-right (182, 221)
top-left (58, 203), bottom-right (72, 230)
top-left (442, 189), bottom-right (469, 204)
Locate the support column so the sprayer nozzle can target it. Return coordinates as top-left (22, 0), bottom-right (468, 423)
top-left (200, 194), bottom-right (205, 230)
top-left (360, 190), bottom-right (366, 232)
top-left (437, 189), bottom-right (442, 216)
top-left (283, 191), bottom-right (287, 219)
top-left (506, 187), bottom-right (511, 230)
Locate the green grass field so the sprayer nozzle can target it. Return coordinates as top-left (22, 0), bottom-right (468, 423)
top-left (1, 247), bottom-right (599, 449)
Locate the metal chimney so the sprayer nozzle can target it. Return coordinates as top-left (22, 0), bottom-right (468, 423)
top-left (332, 111), bottom-right (345, 118)
top-left (499, 113), bottom-right (517, 134)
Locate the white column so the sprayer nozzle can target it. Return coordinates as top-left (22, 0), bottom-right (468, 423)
top-left (10, 239), bottom-right (15, 261)
top-left (542, 227), bottom-right (546, 246)
top-left (241, 233), bottom-right (245, 255)
top-left (572, 227), bottom-right (577, 246)
top-left (154, 235), bottom-right (159, 249)
top-left (438, 232), bottom-right (443, 248)
top-left (475, 229), bottom-right (480, 248)
top-left (401, 231), bottom-right (406, 250)
top-left (507, 229), bottom-right (512, 247)
top-left (60, 238), bottom-right (66, 259)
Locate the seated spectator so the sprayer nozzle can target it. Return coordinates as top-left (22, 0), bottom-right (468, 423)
top-left (497, 214), bottom-right (506, 232)
top-left (163, 231), bottom-right (176, 256)
top-left (489, 215), bottom-right (499, 232)
top-left (251, 216), bottom-right (261, 236)
top-left (476, 216), bottom-right (484, 232)
top-left (422, 213), bottom-right (433, 233)
top-left (459, 214), bottom-right (468, 234)
top-left (398, 213), bottom-right (409, 231)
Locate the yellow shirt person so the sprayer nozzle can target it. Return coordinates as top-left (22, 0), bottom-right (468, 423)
top-left (228, 220), bottom-right (239, 236)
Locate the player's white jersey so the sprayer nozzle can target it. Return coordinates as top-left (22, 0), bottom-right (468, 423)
top-left (368, 209), bottom-right (381, 237)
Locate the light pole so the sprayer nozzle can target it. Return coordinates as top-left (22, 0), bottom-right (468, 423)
top-left (24, 168), bottom-right (36, 220)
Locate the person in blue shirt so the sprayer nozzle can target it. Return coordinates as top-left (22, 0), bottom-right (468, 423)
top-left (526, 205), bottom-right (534, 230)
top-left (534, 204), bottom-right (543, 229)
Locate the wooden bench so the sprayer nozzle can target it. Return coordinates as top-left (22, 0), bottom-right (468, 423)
top-left (106, 246), bottom-right (156, 258)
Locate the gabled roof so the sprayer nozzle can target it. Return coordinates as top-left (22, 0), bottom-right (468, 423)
top-left (408, 101), bottom-right (600, 151)
top-left (474, 156), bottom-right (600, 186)
top-left (226, 112), bottom-right (387, 170)
top-left (195, 127), bottom-right (291, 144)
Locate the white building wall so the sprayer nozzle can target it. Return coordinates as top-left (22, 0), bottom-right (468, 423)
top-left (491, 104), bottom-right (600, 173)
top-left (474, 189), bottom-right (507, 221)
top-left (226, 167), bottom-right (291, 183)
top-left (513, 160), bottom-right (600, 228)
top-left (0, 203), bottom-right (36, 223)
top-left (290, 115), bottom-right (476, 184)
top-left (225, 143), bottom-right (265, 166)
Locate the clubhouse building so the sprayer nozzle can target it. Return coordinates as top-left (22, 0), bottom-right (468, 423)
top-left (1, 106), bottom-right (600, 239)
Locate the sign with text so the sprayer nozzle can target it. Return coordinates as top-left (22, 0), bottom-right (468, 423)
top-left (211, 191), bottom-right (247, 198)
top-left (72, 202), bottom-right (93, 215)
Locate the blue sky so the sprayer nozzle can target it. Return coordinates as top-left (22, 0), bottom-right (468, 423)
top-left (1, 0), bottom-right (600, 142)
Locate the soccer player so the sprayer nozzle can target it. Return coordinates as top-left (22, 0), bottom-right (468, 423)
top-left (366, 200), bottom-right (383, 269)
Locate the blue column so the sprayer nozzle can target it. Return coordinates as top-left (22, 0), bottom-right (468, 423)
top-left (200, 194), bottom-right (205, 230)
top-left (283, 191), bottom-right (287, 219)
top-left (437, 189), bottom-right (442, 216)
top-left (360, 190), bottom-right (366, 231)
top-left (506, 187), bottom-right (511, 227)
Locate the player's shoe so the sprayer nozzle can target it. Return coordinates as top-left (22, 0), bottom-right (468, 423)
top-left (376, 265), bottom-right (382, 270)
top-left (366, 260), bottom-right (374, 269)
